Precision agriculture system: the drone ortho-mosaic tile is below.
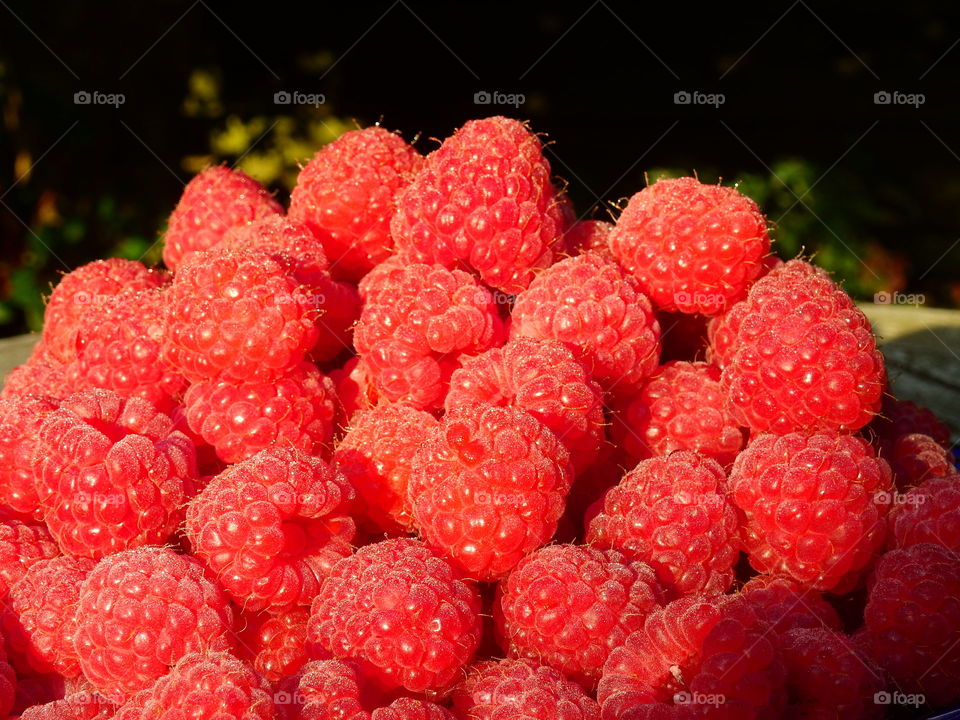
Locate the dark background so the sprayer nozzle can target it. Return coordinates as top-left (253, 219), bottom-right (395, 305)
top-left (2, 0), bottom-right (960, 335)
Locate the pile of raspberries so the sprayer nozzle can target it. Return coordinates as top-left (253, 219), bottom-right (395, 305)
top-left (0, 115), bottom-right (958, 720)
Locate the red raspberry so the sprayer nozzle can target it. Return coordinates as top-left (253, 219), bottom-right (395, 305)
top-left (73, 547), bottom-right (235, 698)
top-left (113, 651), bottom-right (272, 720)
top-left (0, 394), bottom-right (58, 519)
top-left (354, 263), bottom-right (505, 410)
top-left (780, 628), bottom-right (885, 720)
top-left (610, 361), bottom-right (745, 468)
top-left (883, 433), bottom-right (954, 489)
top-left (562, 219), bottom-right (614, 259)
top-left (2, 555), bottom-right (94, 676)
top-left (494, 544), bottom-right (665, 687)
top-left (185, 447), bottom-right (355, 612)
top-left (289, 126), bottom-right (423, 282)
top-left (717, 260), bottom-right (885, 433)
top-left (510, 252), bottom-right (661, 395)
top-left (871, 396), bottom-right (952, 450)
top-left (236, 607), bottom-right (315, 683)
top-left (32, 389), bottom-right (198, 559)
top-left (656, 310), bottom-right (710, 363)
top-left (408, 404), bottom-right (573, 580)
top-left (608, 176), bottom-right (771, 315)
top-left (729, 431), bottom-right (892, 592)
top-left (451, 658), bottom-right (600, 720)
top-left (183, 362), bottom-right (338, 465)
top-left (11, 675), bottom-right (69, 715)
top-left (738, 574), bottom-right (841, 635)
top-left (887, 473), bottom-right (960, 550)
top-left (334, 404), bottom-right (439, 533)
top-left (445, 336), bottom-right (604, 473)
top-left (41, 259), bottom-right (168, 364)
top-left (67, 289), bottom-right (187, 411)
top-left (0, 634), bottom-right (15, 716)
top-left (586, 452), bottom-right (739, 598)
top-left (329, 356), bottom-right (379, 427)
top-left (0, 514), bottom-right (60, 599)
top-left (1, 357), bottom-right (71, 403)
top-left (861, 543), bottom-right (960, 705)
top-left (161, 166), bottom-right (282, 271)
top-left (307, 538), bottom-right (483, 695)
top-left (161, 249), bottom-right (320, 384)
top-left (597, 594), bottom-right (786, 719)
top-left (392, 116), bottom-right (565, 293)
top-left (20, 691), bottom-right (116, 720)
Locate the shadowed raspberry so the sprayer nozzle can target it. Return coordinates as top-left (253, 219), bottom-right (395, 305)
top-left (882, 433), bottom-right (955, 489)
top-left (236, 607), bottom-right (316, 683)
top-left (563, 219), bottom-right (614, 259)
top-left (186, 447), bottom-right (355, 612)
top-left (329, 356), bottom-right (379, 428)
top-left (869, 396), bottom-right (952, 451)
top-left (0, 514), bottom-right (61, 599)
top-left (887, 473), bottom-right (960, 550)
top-left (0, 632), bottom-right (16, 716)
top-left (738, 574), bottom-right (841, 635)
top-left (0, 393), bottom-right (58, 519)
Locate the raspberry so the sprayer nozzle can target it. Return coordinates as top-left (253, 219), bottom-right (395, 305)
top-left (732, 432), bottom-right (893, 592)
top-left (0, 635), bottom-right (15, 716)
top-left (494, 544), bottom-right (665, 686)
top-left (883, 433), bottom-right (954, 489)
top-left (161, 249), bottom-right (320, 384)
top-left (73, 547), bottom-right (235, 698)
top-left (562, 219), bottom-right (614, 259)
top-left (610, 361), bottom-right (745, 468)
top-left (887, 473), bottom-right (960, 550)
top-left (871, 396), bottom-right (952, 450)
top-left (334, 404), bottom-right (439, 533)
top-left (329, 356), bottom-right (379, 427)
top-left (354, 263), bottom-right (505, 410)
top-left (20, 691), bottom-right (116, 720)
top-left (185, 447), bottom-right (355, 612)
top-left (780, 628), bottom-right (885, 720)
top-left (717, 260), bottom-right (885, 433)
top-left (161, 166), bottom-right (282, 271)
top-left (738, 574), bottom-right (842, 635)
top-left (289, 126), bottom-right (423, 281)
top-left (113, 651), bottom-right (273, 720)
top-left (236, 607), bottom-right (315, 683)
top-left (41, 259), bottom-right (167, 364)
top-left (32, 389), bottom-right (198, 559)
top-left (0, 393), bottom-right (58, 519)
top-left (392, 116), bottom-right (565, 293)
top-left (597, 594), bottom-right (786, 719)
top-left (0, 514), bottom-right (60, 599)
top-left (608, 176), bottom-right (771, 315)
top-left (2, 555), bottom-right (94, 676)
top-left (183, 362), bottom-right (338, 464)
top-left (445, 336), bottom-right (604, 472)
top-left (408, 404), bottom-right (573, 580)
top-left (1, 357), bottom-right (71, 402)
top-left (307, 538), bottom-right (483, 695)
top-left (861, 543), bottom-right (960, 705)
top-left (451, 658), bottom-right (600, 720)
top-left (585, 452), bottom-right (739, 598)
top-left (510, 252), bottom-right (661, 395)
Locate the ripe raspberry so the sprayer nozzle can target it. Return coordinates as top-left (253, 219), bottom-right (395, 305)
top-left (334, 404), bottom-right (439, 533)
top-left (161, 166), bottom-right (282, 271)
top-left (510, 252), bottom-right (661, 395)
top-left (329, 356), bottom-right (378, 427)
top-left (494, 544), bottom-right (665, 686)
top-left (289, 126), bottom-right (423, 282)
top-left (0, 514), bottom-right (60, 599)
top-left (730, 431), bottom-right (892, 592)
top-left (597, 594), bottom-right (786, 719)
top-left (861, 543), bottom-right (960, 705)
top-left (611, 361), bottom-right (745, 468)
top-left (354, 263), bottom-right (505, 410)
top-left (0, 393), bottom-right (58, 519)
top-left (185, 447), bottom-right (355, 612)
top-left (32, 389), bottom-right (198, 559)
top-left (161, 249), bottom-right (320, 384)
top-left (871, 396), bottom-right (952, 450)
top-left (882, 432), bottom-right (954, 489)
top-left (738, 574), bottom-right (841, 635)
top-left (408, 404), bottom-right (573, 580)
top-left (887, 473), bottom-right (960, 550)
top-left (608, 176), bottom-right (771, 315)
top-left (307, 538), bottom-right (483, 695)
top-left (780, 628), bottom-right (885, 720)
top-left (562, 219), bottom-right (614, 259)
top-left (445, 336), bottom-right (604, 472)
top-left (0, 632), bottom-right (15, 716)
top-left (586, 452), bottom-right (739, 598)
top-left (41, 259), bottom-right (168, 364)
top-left (2, 555), bottom-right (94, 676)
top-left (451, 658), bottom-right (600, 720)
top-left (1, 356), bottom-right (71, 402)
top-left (74, 547), bottom-right (235, 698)
top-left (183, 362), bottom-right (338, 465)
top-left (113, 652), bottom-right (272, 720)
top-left (392, 116), bottom-right (565, 293)
top-left (717, 260), bottom-right (885, 433)
top-left (237, 607), bottom-right (317, 684)
top-left (20, 691), bottom-right (116, 720)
